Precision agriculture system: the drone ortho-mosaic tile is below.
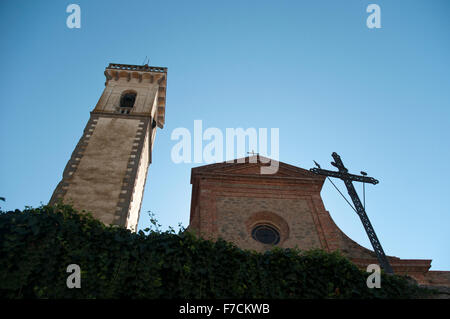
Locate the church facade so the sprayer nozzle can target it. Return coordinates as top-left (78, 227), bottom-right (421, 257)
top-left (188, 155), bottom-right (450, 287)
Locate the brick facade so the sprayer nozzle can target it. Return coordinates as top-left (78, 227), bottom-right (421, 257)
top-left (189, 155), bottom-right (450, 287)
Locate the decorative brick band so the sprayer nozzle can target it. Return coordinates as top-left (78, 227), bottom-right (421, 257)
top-left (50, 112), bottom-right (154, 229)
top-left (113, 118), bottom-right (151, 227)
top-left (49, 116), bottom-right (99, 205)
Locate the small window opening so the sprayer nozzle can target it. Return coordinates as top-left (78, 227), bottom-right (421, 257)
top-left (120, 92), bottom-right (136, 108)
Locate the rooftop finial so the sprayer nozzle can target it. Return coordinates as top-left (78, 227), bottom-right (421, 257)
top-left (142, 56), bottom-right (150, 66)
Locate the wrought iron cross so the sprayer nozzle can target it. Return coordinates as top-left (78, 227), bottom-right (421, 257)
top-left (310, 152), bottom-right (394, 274)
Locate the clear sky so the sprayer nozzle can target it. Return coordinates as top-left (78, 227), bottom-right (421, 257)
top-left (0, 0), bottom-right (449, 270)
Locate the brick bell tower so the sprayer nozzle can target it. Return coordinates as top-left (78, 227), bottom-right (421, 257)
top-left (50, 63), bottom-right (167, 231)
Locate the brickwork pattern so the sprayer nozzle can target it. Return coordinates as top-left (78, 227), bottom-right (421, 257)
top-left (50, 116), bottom-right (99, 204)
top-left (50, 114), bottom-right (150, 229)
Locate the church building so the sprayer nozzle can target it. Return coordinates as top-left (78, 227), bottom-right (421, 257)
top-left (188, 155), bottom-right (449, 286)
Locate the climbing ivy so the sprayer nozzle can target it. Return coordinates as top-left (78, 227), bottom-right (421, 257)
top-left (0, 204), bottom-right (432, 299)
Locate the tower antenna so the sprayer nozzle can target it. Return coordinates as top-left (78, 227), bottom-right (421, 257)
top-left (142, 56), bottom-right (150, 65)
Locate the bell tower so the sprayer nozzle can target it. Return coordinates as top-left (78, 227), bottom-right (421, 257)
top-left (50, 63), bottom-right (167, 231)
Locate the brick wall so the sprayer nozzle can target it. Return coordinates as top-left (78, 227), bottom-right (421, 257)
top-left (188, 156), bottom-right (450, 287)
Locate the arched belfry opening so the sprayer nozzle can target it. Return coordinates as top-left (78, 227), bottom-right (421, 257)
top-left (120, 91), bottom-right (137, 108)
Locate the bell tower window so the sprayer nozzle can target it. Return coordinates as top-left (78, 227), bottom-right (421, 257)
top-left (117, 91), bottom-right (137, 114)
top-left (120, 92), bottom-right (137, 108)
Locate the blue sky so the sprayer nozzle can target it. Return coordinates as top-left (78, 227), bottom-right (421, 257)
top-left (0, 0), bottom-right (449, 270)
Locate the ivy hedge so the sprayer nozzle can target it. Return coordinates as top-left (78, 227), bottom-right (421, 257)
top-left (0, 204), bottom-right (432, 299)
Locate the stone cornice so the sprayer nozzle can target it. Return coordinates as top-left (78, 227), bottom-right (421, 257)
top-left (90, 110), bottom-right (153, 120)
top-left (192, 172), bottom-right (325, 185)
top-left (190, 156), bottom-right (326, 186)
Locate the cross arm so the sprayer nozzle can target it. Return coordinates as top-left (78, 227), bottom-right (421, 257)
top-left (309, 167), bottom-right (379, 185)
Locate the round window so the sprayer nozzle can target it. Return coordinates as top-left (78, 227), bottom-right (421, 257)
top-left (251, 225), bottom-right (280, 245)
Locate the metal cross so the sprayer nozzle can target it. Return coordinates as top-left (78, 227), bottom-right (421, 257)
top-left (310, 152), bottom-right (394, 274)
